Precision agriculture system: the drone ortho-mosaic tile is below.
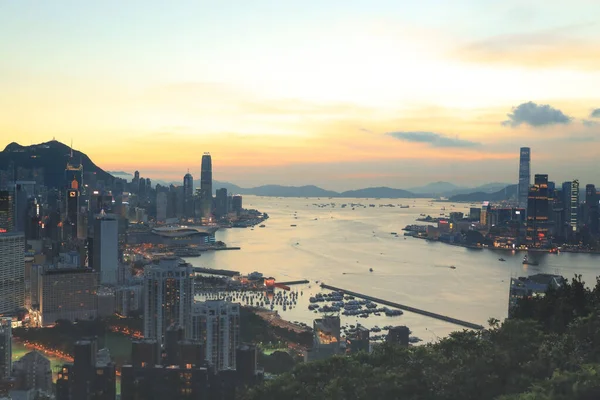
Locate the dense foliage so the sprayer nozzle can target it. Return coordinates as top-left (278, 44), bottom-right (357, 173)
top-left (243, 276), bottom-right (600, 400)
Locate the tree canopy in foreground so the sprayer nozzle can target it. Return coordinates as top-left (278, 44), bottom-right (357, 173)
top-left (243, 276), bottom-right (600, 400)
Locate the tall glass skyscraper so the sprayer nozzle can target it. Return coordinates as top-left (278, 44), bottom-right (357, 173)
top-left (200, 153), bottom-right (213, 220)
top-left (526, 174), bottom-right (551, 247)
top-left (183, 172), bottom-right (194, 219)
top-left (518, 147), bottom-right (531, 210)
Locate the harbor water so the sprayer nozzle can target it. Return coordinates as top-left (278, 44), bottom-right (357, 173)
top-left (189, 196), bottom-right (600, 341)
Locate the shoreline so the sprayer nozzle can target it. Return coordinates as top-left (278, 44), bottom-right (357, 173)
top-left (412, 235), bottom-right (600, 255)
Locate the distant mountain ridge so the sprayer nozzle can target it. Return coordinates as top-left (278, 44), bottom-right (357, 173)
top-left (0, 140), bottom-right (518, 200)
top-left (0, 140), bottom-right (114, 189)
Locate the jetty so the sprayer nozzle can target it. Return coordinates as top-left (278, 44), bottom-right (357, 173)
top-left (278, 280), bottom-right (310, 286)
top-left (193, 267), bottom-right (239, 277)
top-left (320, 283), bottom-right (484, 330)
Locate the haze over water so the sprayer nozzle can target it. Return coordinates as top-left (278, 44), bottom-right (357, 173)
top-left (190, 196), bottom-right (600, 339)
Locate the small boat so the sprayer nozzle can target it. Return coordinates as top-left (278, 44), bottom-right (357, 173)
top-left (259, 224), bottom-right (266, 228)
top-left (290, 224), bottom-right (297, 227)
top-left (369, 268), bottom-right (373, 272)
top-left (498, 258), bottom-right (506, 262)
top-left (449, 266), bottom-right (456, 269)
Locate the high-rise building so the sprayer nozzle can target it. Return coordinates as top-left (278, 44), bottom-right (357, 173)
top-left (39, 268), bottom-right (98, 326)
top-left (585, 184), bottom-right (599, 234)
top-left (156, 192), bottom-right (167, 223)
top-left (200, 153), bottom-right (213, 220)
top-left (215, 188), bottom-right (228, 218)
top-left (387, 326), bottom-right (410, 346)
top-left (231, 195), bottom-right (242, 216)
top-left (526, 174), bottom-right (551, 247)
top-left (56, 338), bottom-right (116, 400)
top-left (183, 172), bottom-right (194, 219)
top-left (0, 318), bottom-right (11, 379)
top-left (305, 316), bottom-right (341, 362)
top-left (518, 147), bottom-right (531, 210)
top-left (143, 258), bottom-right (193, 352)
top-left (0, 232), bottom-right (25, 314)
top-left (12, 351), bottom-right (52, 393)
top-left (562, 180), bottom-right (580, 234)
top-left (91, 216), bottom-right (118, 285)
top-left (191, 300), bottom-right (240, 371)
top-left (0, 190), bottom-right (14, 233)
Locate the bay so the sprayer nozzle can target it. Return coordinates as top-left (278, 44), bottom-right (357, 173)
top-left (189, 196), bottom-right (600, 341)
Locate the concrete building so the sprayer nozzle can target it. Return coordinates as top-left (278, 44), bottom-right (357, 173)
top-left (526, 175), bottom-right (551, 247)
top-left (0, 318), bottom-right (11, 379)
top-left (191, 300), bottom-right (240, 371)
top-left (215, 188), bottom-right (228, 219)
top-left (12, 351), bottom-right (52, 393)
top-left (91, 216), bottom-right (118, 285)
top-left (305, 316), bottom-right (341, 362)
top-left (0, 190), bottom-right (14, 232)
top-left (230, 195), bottom-right (242, 216)
top-left (0, 233), bottom-right (25, 314)
top-left (39, 268), bottom-right (98, 326)
top-left (143, 258), bottom-right (193, 352)
top-left (156, 192), bottom-right (167, 223)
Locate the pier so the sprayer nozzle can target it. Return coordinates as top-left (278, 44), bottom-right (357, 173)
top-left (278, 280), bottom-right (310, 286)
top-left (320, 283), bottom-right (484, 330)
top-left (193, 267), bottom-right (239, 277)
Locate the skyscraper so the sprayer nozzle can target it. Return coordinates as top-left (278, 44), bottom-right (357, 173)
top-left (191, 300), bottom-right (240, 371)
top-left (518, 147), bottom-right (531, 210)
top-left (200, 153), bottom-right (213, 220)
top-left (0, 190), bottom-right (14, 233)
top-left (143, 258), bottom-right (193, 352)
top-left (215, 188), bottom-right (228, 219)
top-left (0, 318), bottom-right (11, 379)
top-left (526, 174), bottom-right (551, 247)
top-left (586, 184), bottom-right (599, 234)
top-left (562, 180), bottom-right (580, 233)
top-left (156, 191), bottom-right (167, 223)
top-left (0, 232), bottom-right (25, 314)
top-left (91, 215), bottom-right (118, 285)
top-left (183, 172), bottom-right (194, 219)
top-left (12, 350), bottom-right (52, 393)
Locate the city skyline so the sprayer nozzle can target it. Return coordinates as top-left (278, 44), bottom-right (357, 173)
top-left (1, 1), bottom-right (600, 190)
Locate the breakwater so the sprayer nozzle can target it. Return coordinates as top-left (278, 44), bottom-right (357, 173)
top-left (320, 283), bottom-right (484, 330)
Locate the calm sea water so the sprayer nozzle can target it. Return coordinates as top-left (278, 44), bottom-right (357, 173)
top-left (188, 196), bottom-right (600, 341)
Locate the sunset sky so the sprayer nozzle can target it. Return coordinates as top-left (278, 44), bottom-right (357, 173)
top-left (1, 0), bottom-right (600, 190)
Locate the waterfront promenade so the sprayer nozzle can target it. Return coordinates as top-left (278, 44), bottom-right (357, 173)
top-left (320, 283), bottom-right (484, 330)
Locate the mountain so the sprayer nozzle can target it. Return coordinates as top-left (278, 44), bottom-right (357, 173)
top-left (449, 184), bottom-right (518, 202)
top-left (340, 187), bottom-right (417, 198)
top-left (408, 181), bottom-right (463, 194)
top-left (0, 140), bottom-right (114, 189)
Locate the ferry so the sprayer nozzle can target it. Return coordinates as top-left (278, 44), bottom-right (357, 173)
top-left (522, 255), bottom-right (539, 266)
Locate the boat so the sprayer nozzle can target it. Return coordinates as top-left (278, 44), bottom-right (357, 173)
top-left (390, 232), bottom-right (397, 235)
top-left (449, 265), bottom-right (456, 269)
top-left (498, 258), bottom-right (506, 262)
top-left (259, 224), bottom-right (266, 228)
top-left (290, 224), bottom-right (297, 227)
top-left (369, 268), bottom-right (373, 272)
top-left (522, 255), bottom-right (539, 266)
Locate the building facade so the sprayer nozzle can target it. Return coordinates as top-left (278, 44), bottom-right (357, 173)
top-left (190, 300), bottom-right (240, 371)
top-left (12, 351), bottom-right (52, 393)
top-left (143, 258), bottom-right (194, 351)
top-left (39, 268), bottom-right (98, 326)
top-left (0, 318), bottom-right (11, 379)
top-left (0, 232), bottom-right (25, 314)
top-left (183, 173), bottom-right (194, 219)
top-left (200, 153), bottom-right (213, 220)
top-left (518, 147), bottom-right (531, 210)
top-left (91, 216), bottom-right (118, 285)
top-left (526, 174), bottom-right (551, 247)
